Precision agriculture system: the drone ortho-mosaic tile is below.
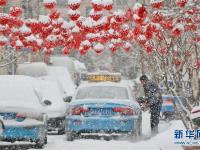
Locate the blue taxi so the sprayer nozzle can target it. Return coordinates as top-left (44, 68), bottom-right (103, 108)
top-left (65, 73), bottom-right (142, 141)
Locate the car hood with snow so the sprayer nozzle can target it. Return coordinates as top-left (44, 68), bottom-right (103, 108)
top-left (0, 75), bottom-right (45, 115)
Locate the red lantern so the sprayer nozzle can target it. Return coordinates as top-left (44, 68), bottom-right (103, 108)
top-left (9, 6), bottom-right (23, 17)
top-left (0, 35), bottom-right (8, 46)
top-left (68, 0), bottom-right (81, 10)
top-left (150, 0), bottom-right (164, 9)
top-left (0, 13), bottom-right (9, 25)
top-left (0, 0), bottom-right (6, 6)
top-left (92, 0), bottom-right (103, 11)
top-left (109, 43), bottom-right (117, 53)
top-left (152, 11), bottom-right (163, 23)
top-left (102, 0), bottom-right (113, 11)
top-left (176, 0), bottom-right (188, 7)
top-left (174, 58), bottom-right (181, 66)
top-left (89, 9), bottom-right (103, 21)
top-left (44, 48), bottom-right (53, 55)
top-left (133, 14), bottom-right (144, 25)
top-left (172, 24), bottom-right (184, 37)
top-left (195, 60), bottom-right (200, 69)
top-left (94, 43), bottom-right (104, 54)
top-left (49, 10), bottom-right (60, 19)
top-left (68, 10), bottom-right (80, 21)
top-left (43, 0), bottom-right (57, 10)
top-left (123, 42), bottom-right (131, 52)
top-left (119, 24), bottom-right (129, 39)
top-left (79, 46), bottom-right (88, 55)
top-left (137, 35), bottom-right (147, 45)
top-left (15, 40), bottom-right (24, 51)
top-left (62, 47), bottom-right (71, 55)
top-left (113, 10), bottom-right (124, 23)
top-left (144, 45), bottom-right (153, 53)
top-left (80, 40), bottom-right (91, 51)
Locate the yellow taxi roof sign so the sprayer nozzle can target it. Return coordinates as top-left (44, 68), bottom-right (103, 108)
top-left (87, 72), bottom-right (121, 82)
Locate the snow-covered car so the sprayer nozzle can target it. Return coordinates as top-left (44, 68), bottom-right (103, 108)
top-left (39, 78), bottom-right (69, 134)
top-left (49, 56), bottom-right (76, 81)
top-left (0, 75), bottom-right (48, 148)
top-left (47, 66), bottom-right (76, 96)
top-left (191, 106), bottom-right (200, 128)
top-left (16, 62), bottom-right (48, 77)
top-left (65, 82), bottom-right (142, 141)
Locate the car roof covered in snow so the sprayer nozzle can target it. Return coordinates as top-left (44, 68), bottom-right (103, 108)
top-left (47, 66), bottom-right (76, 96)
top-left (0, 75), bottom-right (44, 114)
top-left (16, 62), bottom-right (48, 77)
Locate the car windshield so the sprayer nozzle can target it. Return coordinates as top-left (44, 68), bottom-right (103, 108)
top-left (76, 86), bottom-right (129, 99)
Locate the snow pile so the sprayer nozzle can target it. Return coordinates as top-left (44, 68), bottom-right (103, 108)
top-left (39, 15), bottom-right (50, 24)
top-left (25, 35), bottom-right (36, 42)
top-left (67, 9), bottom-right (80, 15)
top-left (62, 21), bottom-right (75, 29)
top-left (19, 25), bottom-right (31, 34)
top-left (0, 35), bottom-right (8, 42)
top-left (81, 40), bottom-right (91, 46)
top-left (43, 0), bottom-right (57, 4)
top-left (94, 43), bottom-right (104, 50)
top-left (102, 0), bottom-right (113, 5)
top-left (68, 0), bottom-right (81, 5)
top-left (92, 0), bottom-right (102, 5)
top-left (47, 35), bottom-right (58, 42)
top-left (72, 26), bottom-right (80, 33)
top-left (15, 39), bottom-right (23, 47)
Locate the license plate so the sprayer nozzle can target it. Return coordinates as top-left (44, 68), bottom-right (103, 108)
top-left (89, 108), bottom-right (111, 116)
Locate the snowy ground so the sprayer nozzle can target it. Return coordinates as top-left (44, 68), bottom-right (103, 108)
top-left (0, 112), bottom-right (185, 150)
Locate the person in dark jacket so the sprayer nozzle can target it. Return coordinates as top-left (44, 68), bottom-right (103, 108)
top-left (140, 75), bottom-right (163, 134)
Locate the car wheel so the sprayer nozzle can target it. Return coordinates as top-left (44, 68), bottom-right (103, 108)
top-left (44, 136), bottom-right (47, 145)
top-left (66, 132), bottom-right (76, 141)
top-left (104, 136), bottom-right (112, 141)
top-left (58, 129), bottom-right (65, 135)
top-left (35, 139), bottom-right (45, 149)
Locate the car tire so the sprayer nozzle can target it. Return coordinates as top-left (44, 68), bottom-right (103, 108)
top-left (66, 132), bottom-right (75, 141)
top-left (35, 140), bottom-right (45, 149)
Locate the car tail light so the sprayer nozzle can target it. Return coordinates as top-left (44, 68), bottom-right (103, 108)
top-left (112, 107), bottom-right (134, 115)
top-left (72, 107), bottom-right (89, 115)
top-left (16, 113), bottom-right (26, 122)
top-left (192, 109), bottom-right (200, 114)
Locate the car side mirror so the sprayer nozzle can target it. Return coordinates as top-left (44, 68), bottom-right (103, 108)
top-left (63, 96), bottom-right (72, 103)
top-left (0, 120), bottom-right (4, 134)
top-left (43, 100), bottom-right (52, 106)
